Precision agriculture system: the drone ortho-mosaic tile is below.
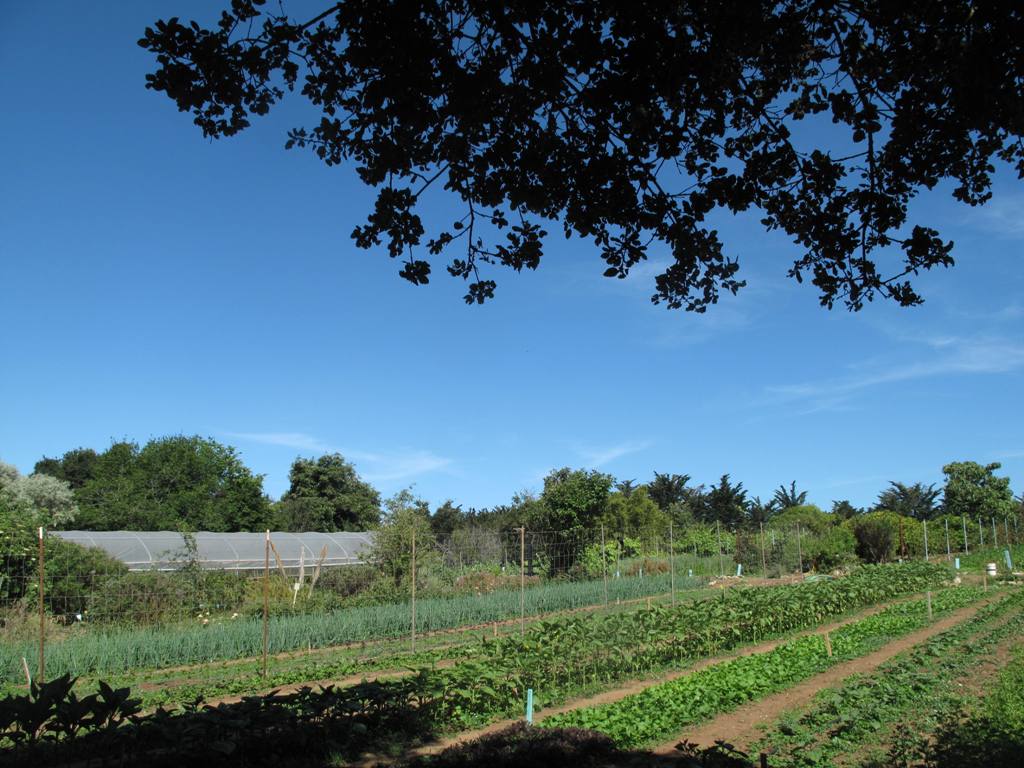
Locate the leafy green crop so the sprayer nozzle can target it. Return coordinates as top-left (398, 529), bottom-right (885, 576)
top-left (540, 585), bottom-right (984, 747)
top-left (753, 590), bottom-right (1024, 767)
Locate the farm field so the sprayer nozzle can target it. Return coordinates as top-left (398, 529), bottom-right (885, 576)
top-left (27, 578), bottom-right (717, 710)
top-left (0, 561), bottom-right (981, 768)
top-left (0, 565), bottom-right (708, 689)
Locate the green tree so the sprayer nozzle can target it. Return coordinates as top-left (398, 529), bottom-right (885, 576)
top-left (601, 488), bottom-right (668, 536)
top-left (76, 436), bottom-right (271, 531)
top-left (942, 461), bottom-right (1016, 520)
top-left (142, 3), bottom-right (1023, 310)
top-left (702, 475), bottom-right (748, 529)
top-left (33, 448), bottom-right (98, 490)
top-left (277, 453), bottom-right (381, 531)
top-left (772, 481), bottom-right (809, 510)
top-left (430, 499), bottom-right (463, 538)
top-left (535, 468), bottom-right (613, 532)
top-left (747, 496), bottom-right (778, 525)
top-left (371, 489), bottom-right (435, 586)
top-left (0, 461), bottom-right (78, 527)
top-left (0, 490), bottom-right (38, 602)
top-left (876, 481), bottom-right (942, 520)
top-left (831, 499), bottom-right (864, 519)
top-left (771, 504), bottom-right (832, 536)
top-left (647, 472), bottom-right (691, 511)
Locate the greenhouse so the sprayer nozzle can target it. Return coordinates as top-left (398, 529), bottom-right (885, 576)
top-left (50, 530), bottom-right (376, 572)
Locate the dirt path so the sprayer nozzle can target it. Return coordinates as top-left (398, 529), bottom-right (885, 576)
top-left (402, 592), bottom-right (934, 761)
top-left (650, 596), bottom-right (999, 755)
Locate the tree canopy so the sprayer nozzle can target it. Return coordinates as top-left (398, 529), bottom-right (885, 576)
top-left (941, 461), bottom-right (1016, 520)
top-left (74, 436), bottom-right (272, 531)
top-left (876, 480), bottom-right (941, 520)
top-left (535, 467), bottom-right (613, 531)
top-left (278, 453), bottom-right (381, 531)
top-left (140, 1), bottom-right (1024, 310)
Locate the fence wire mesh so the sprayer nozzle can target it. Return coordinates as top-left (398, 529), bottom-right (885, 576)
top-left (1, 517), bottom-right (1019, 689)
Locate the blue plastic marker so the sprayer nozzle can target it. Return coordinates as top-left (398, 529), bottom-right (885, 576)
top-left (526, 688), bottom-right (534, 724)
top-left (1005, 549), bottom-right (1014, 571)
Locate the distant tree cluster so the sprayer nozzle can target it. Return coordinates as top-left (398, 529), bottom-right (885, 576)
top-left (8, 434), bottom-right (1019, 555)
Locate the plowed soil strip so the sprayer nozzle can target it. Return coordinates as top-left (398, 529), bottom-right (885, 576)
top-left (651, 597), bottom-right (996, 755)
top-left (405, 592), bottom-right (935, 760)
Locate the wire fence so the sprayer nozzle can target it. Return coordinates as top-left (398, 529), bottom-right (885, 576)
top-left (1, 516), bottom-right (1020, 687)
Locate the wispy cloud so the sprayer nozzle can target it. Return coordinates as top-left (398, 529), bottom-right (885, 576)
top-left (224, 431), bottom-right (453, 483)
top-left (574, 440), bottom-right (652, 468)
top-left (764, 335), bottom-right (1024, 414)
top-left (225, 432), bottom-right (338, 453)
top-left (967, 195), bottom-right (1024, 238)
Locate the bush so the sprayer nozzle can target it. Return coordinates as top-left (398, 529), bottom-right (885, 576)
top-left (804, 526), bottom-right (858, 571)
top-left (770, 505), bottom-right (832, 536)
top-left (847, 511), bottom-right (923, 562)
top-left (44, 539), bottom-right (127, 616)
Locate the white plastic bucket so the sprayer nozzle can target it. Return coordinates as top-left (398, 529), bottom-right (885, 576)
top-left (986, 562), bottom-right (998, 577)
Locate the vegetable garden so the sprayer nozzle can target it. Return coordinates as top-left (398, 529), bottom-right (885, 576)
top-left (6, 560), bottom-right (1009, 768)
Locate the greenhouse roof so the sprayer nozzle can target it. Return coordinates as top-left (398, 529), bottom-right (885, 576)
top-left (50, 530), bottom-right (376, 571)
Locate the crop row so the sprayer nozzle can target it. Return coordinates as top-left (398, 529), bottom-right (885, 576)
top-left (455, 560), bottom-right (951, 720)
top-left (540, 585), bottom-right (985, 747)
top-left (1, 569), bottom-right (696, 683)
top-left (753, 591), bottom-right (1024, 767)
top-left (0, 562), bottom-right (953, 766)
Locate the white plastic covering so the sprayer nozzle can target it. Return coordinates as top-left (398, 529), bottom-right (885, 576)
top-left (50, 531), bottom-right (376, 571)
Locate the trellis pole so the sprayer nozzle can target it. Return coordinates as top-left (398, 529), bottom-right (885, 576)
top-left (669, 522), bottom-right (676, 606)
top-left (979, 517), bottom-right (984, 547)
top-left (411, 527), bottom-right (417, 652)
top-left (716, 520), bottom-right (724, 577)
top-left (796, 524), bottom-right (803, 574)
top-left (962, 517), bottom-right (969, 555)
top-left (992, 517), bottom-right (998, 549)
top-left (923, 520), bottom-right (929, 561)
top-left (601, 524), bottom-right (608, 606)
top-left (759, 522), bottom-right (768, 578)
top-left (38, 527), bottom-right (45, 683)
top-left (519, 527), bottom-right (526, 636)
top-left (262, 530), bottom-right (270, 678)
top-left (944, 518), bottom-right (951, 559)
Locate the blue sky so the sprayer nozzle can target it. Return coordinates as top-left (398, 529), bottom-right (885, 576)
top-left (1, 2), bottom-right (1022, 512)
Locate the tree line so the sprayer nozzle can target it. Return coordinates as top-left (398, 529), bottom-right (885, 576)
top-left (1, 435), bottom-right (1020, 540)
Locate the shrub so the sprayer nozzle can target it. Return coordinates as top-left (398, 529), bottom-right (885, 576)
top-left (43, 539), bottom-right (127, 616)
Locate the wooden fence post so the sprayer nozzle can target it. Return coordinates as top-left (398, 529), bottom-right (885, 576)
top-left (520, 527), bottom-right (526, 636)
top-left (262, 530), bottom-right (269, 678)
top-left (716, 519), bottom-right (724, 577)
top-left (601, 524), bottom-right (608, 606)
top-left (669, 522), bottom-right (676, 606)
top-left (759, 521), bottom-right (768, 578)
top-left (38, 527), bottom-right (45, 684)
top-left (411, 527), bottom-right (417, 652)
